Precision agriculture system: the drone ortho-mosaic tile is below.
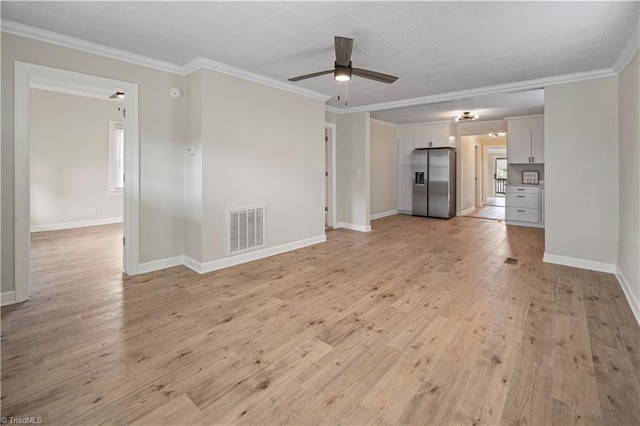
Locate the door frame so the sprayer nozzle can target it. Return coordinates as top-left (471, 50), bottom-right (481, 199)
top-left (13, 61), bottom-right (140, 303)
top-left (325, 123), bottom-right (337, 228)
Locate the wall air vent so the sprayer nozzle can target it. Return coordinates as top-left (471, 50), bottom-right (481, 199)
top-left (228, 206), bottom-right (265, 255)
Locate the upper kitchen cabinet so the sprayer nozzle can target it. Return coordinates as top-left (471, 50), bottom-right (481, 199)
top-left (414, 136), bottom-right (452, 148)
top-left (398, 137), bottom-right (415, 165)
top-left (506, 116), bottom-right (544, 164)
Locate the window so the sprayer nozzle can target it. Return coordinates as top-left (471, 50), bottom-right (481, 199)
top-left (108, 121), bottom-right (124, 193)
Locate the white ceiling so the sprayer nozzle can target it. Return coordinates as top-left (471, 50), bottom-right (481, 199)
top-left (1, 1), bottom-right (637, 123)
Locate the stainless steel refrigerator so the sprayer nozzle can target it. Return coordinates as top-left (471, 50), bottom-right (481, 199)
top-left (412, 148), bottom-right (456, 218)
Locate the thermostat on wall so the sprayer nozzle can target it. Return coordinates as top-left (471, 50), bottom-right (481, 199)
top-left (169, 88), bottom-right (182, 98)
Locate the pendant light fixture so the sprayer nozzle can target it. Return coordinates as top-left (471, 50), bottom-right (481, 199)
top-left (455, 111), bottom-right (479, 122)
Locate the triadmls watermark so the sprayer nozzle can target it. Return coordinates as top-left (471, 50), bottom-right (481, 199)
top-left (1, 416), bottom-right (44, 425)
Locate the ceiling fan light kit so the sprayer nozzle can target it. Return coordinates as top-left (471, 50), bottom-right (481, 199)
top-left (455, 111), bottom-right (480, 122)
top-left (334, 65), bottom-right (352, 82)
top-left (288, 36), bottom-right (399, 104)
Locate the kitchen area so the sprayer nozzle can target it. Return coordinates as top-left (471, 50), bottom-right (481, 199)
top-left (505, 115), bottom-right (545, 228)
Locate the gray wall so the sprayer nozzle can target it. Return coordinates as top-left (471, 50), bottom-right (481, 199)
top-left (617, 52), bottom-right (639, 317)
top-left (2, 33), bottom-right (187, 292)
top-left (545, 76), bottom-right (619, 265)
top-left (337, 112), bottom-right (370, 229)
top-left (30, 89), bottom-right (123, 229)
top-left (195, 69), bottom-right (326, 263)
top-left (370, 122), bottom-right (398, 217)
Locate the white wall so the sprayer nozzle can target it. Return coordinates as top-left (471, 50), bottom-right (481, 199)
top-left (617, 52), bottom-right (639, 321)
top-left (544, 76), bottom-right (619, 267)
top-left (1, 33), bottom-right (187, 293)
top-left (184, 70), bottom-right (204, 262)
top-left (29, 89), bottom-right (123, 230)
top-left (370, 121), bottom-right (398, 218)
top-left (336, 112), bottom-right (371, 231)
top-left (188, 69), bottom-right (326, 264)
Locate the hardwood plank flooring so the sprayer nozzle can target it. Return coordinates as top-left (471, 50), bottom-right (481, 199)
top-left (464, 205), bottom-right (506, 221)
top-left (2, 216), bottom-right (639, 425)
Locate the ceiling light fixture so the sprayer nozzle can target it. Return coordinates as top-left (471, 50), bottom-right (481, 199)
top-left (109, 91), bottom-right (125, 99)
top-left (455, 111), bottom-right (479, 122)
top-left (334, 67), bottom-right (352, 82)
top-left (488, 132), bottom-right (507, 137)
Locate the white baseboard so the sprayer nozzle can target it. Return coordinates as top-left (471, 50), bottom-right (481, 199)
top-left (137, 256), bottom-right (184, 274)
top-left (31, 217), bottom-right (123, 232)
top-left (398, 210), bottom-right (412, 215)
top-left (461, 206), bottom-right (476, 216)
top-left (506, 220), bottom-right (544, 229)
top-left (615, 266), bottom-right (640, 326)
top-left (184, 234), bottom-right (327, 274)
top-left (334, 222), bottom-right (372, 232)
top-left (1, 291), bottom-right (16, 307)
top-left (370, 210), bottom-right (398, 220)
top-left (543, 252), bottom-right (616, 273)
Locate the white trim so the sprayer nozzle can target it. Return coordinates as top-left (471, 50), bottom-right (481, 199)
top-left (137, 256), bottom-right (184, 275)
top-left (542, 253), bottom-right (616, 273)
top-left (615, 266), bottom-right (640, 326)
top-left (399, 120), bottom-right (454, 127)
top-left (503, 114), bottom-right (545, 120)
top-left (506, 221), bottom-right (545, 229)
top-left (398, 210), bottom-right (412, 215)
top-left (461, 206), bottom-right (476, 216)
top-left (1, 291), bottom-right (16, 307)
top-left (184, 235), bottom-right (327, 274)
top-left (334, 222), bottom-right (372, 232)
top-left (325, 123), bottom-right (337, 228)
top-left (370, 119), bottom-right (398, 128)
top-left (325, 105), bottom-right (342, 114)
top-left (2, 20), bottom-right (183, 75)
top-left (30, 77), bottom-right (123, 102)
top-left (31, 217), bottom-right (123, 233)
top-left (612, 23), bottom-right (640, 73)
top-left (183, 57), bottom-right (330, 102)
top-left (14, 61), bottom-right (141, 304)
top-left (336, 69), bottom-right (616, 114)
top-left (370, 210), bottom-right (398, 220)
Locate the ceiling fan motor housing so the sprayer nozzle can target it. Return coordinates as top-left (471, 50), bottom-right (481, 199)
top-left (334, 61), bottom-right (352, 81)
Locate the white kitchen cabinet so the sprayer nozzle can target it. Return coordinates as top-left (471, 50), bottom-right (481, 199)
top-left (532, 129), bottom-right (544, 163)
top-left (507, 129), bottom-right (544, 164)
top-left (398, 165), bottom-right (413, 213)
top-left (415, 136), bottom-right (451, 148)
top-left (398, 138), bottom-right (415, 165)
top-left (505, 185), bottom-right (544, 228)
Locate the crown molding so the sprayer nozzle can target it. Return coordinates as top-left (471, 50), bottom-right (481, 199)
top-left (370, 118), bottom-right (398, 128)
top-left (612, 22), bottom-right (639, 73)
top-left (503, 114), bottom-right (544, 120)
top-left (1, 19), bottom-right (184, 75)
top-left (398, 120), bottom-right (453, 127)
top-left (1, 20), bottom-right (330, 103)
top-left (325, 105), bottom-right (342, 114)
top-left (343, 68), bottom-right (616, 114)
top-left (183, 57), bottom-right (330, 102)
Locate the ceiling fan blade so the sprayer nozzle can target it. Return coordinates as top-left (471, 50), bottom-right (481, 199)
top-left (335, 36), bottom-right (353, 67)
top-left (352, 68), bottom-right (399, 84)
top-left (288, 70), bottom-right (334, 82)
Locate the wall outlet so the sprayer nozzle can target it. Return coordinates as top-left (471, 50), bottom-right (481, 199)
top-left (91, 208), bottom-right (97, 215)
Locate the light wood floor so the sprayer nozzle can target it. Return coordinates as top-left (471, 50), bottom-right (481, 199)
top-left (2, 217), bottom-right (639, 425)
top-left (465, 205), bottom-right (505, 221)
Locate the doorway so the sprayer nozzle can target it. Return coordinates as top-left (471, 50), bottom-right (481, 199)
top-left (12, 62), bottom-right (140, 304)
top-left (461, 133), bottom-right (507, 221)
top-left (325, 123), bottom-right (336, 230)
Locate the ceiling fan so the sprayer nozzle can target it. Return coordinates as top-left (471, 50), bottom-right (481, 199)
top-left (288, 36), bottom-right (399, 84)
